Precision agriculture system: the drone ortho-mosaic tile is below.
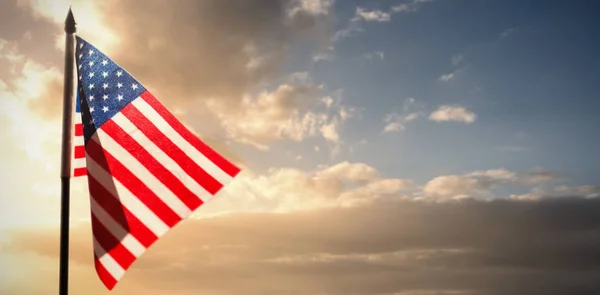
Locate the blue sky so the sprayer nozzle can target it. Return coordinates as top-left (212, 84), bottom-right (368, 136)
top-left (0, 0), bottom-right (596, 204)
top-left (239, 0), bottom-right (600, 192)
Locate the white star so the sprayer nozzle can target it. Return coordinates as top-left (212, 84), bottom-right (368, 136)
top-left (79, 75), bottom-right (82, 81)
top-left (102, 106), bottom-right (109, 113)
top-left (88, 84), bottom-right (94, 90)
top-left (103, 83), bottom-right (109, 89)
top-left (89, 72), bottom-right (95, 78)
top-left (102, 71), bottom-right (108, 78)
top-left (78, 64), bottom-right (82, 69)
top-left (102, 59), bottom-right (108, 66)
top-left (132, 84), bottom-right (138, 90)
top-left (89, 95), bottom-right (94, 101)
top-left (79, 43), bottom-right (84, 49)
top-left (116, 71), bottom-right (123, 77)
top-left (88, 49), bottom-right (94, 56)
top-left (89, 61), bottom-right (94, 67)
top-left (78, 53), bottom-right (83, 60)
top-left (103, 94), bottom-right (108, 100)
top-left (90, 106), bottom-right (95, 113)
top-left (117, 82), bottom-right (123, 88)
top-left (117, 94), bottom-right (123, 101)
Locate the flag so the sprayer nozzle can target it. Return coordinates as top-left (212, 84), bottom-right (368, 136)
top-left (72, 89), bottom-right (87, 177)
top-left (74, 36), bottom-right (241, 290)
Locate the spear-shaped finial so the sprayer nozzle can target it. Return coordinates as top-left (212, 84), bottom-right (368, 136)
top-left (65, 7), bottom-right (76, 34)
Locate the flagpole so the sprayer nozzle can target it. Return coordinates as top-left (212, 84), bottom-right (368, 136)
top-left (59, 7), bottom-right (76, 295)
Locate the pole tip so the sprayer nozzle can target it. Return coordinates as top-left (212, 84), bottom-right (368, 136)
top-left (65, 7), bottom-right (76, 34)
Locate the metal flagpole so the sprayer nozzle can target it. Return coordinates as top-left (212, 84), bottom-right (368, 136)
top-left (59, 7), bottom-right (76, 295)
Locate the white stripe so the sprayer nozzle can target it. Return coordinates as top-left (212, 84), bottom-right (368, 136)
top-left (73, 134), bottom-right (85, 147)
top-left (93, 237), bottom-right (125, 281)
top-left (94, 128), bottom-right (192, 218)
top-left (132, 98), bottom-right (234, 186)
top-left (89, 197), bottom-right (146, 257)
top-left (86, 142), bottom-right (170, 237)
top-left (72, 157), bottom-right (86, 169)
top-left (111, 112), bottom-right (211, 202)
top-left (73, 112), bottom-right (82, 124)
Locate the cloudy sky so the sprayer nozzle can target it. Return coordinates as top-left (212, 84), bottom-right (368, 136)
top-left (1, 0), bottom-right (599, 294)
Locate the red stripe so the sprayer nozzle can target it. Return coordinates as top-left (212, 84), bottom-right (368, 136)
top-left (75, 123), bottom-right (83, 136)
top-left (88, 175), bottom-right (157, 248)
top-left (102, 119), bottom-right (204, 211)
top-left (140, 91), bottom-right (240, 178)
top-left (91, 214), bottom-right (136, 270)
top-left (86, 138), bottom-right (181, 228)
top-left (74, 167), bottom-right (87, 177)
top-left (121, 104), bottom-right (223, 195)
top-left (94, 254), bottom-right (117, 290)
top-left (74, 145), bottom-right (86, 159)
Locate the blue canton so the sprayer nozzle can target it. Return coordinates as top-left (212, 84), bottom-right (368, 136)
top-left (75, 36), bottom-right (146, 145)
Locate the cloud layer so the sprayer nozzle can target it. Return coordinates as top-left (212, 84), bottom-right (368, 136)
top-left (3, 197), bottom-right (600, 295)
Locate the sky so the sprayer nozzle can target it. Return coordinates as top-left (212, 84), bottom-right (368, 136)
top-left (0, 0), bottom-right (599, 294)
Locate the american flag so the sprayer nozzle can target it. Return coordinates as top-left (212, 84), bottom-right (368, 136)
top-left (73, 36), bottom-right (241, 290)
top-left (72, 89), bottom-right (87, 177)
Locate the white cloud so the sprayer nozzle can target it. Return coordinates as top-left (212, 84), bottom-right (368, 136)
top-left (438, 65), bottom-right (466, 83)
top-left (321, 96), bottom-right (334, 108)
top-left (422, 168), bottom-right (564, 200)
top-left (335, 0), bottom-right (435, 42)
top-left (466, 169), bottom-right (517, 181)
top-left (207, 83), bottom-right (354, 150)
top-left (312, 52), bottom-right (334, 62)
top-left (438, 72), bottom-right (456, 82)
top-left (383, 121), bottom-right (404, 133)
top-left (287, 0), bottom-right (335, 17)
top-left (318, 161), bottom-right (380, 182)
top-left (404, 112), bottom-right (421, 122)
top-left (383, 113), bottom-right (405, 133)
top-left (509, 192), bottom-right (543, 201)
top-left (353, 8), bottom-right (391, 22)
top-left (510, 183), bottom-right (599, 201)
top-left (555, 185), bottom-right (600, 198)
top-left (519, 170), bottom-right (558, 185)
top-left (332, 24), bottom-right (364, 42)
top-left (382, 98), bottom-right (424, 133)
top-left (364, 51), bottom-right (385, 60)
top-left (429, 106), bottom-right (476, 123)
top-left (383, 112), bottom-right (423, 133)
top-left (200, 161), bottom-right (413, 216)
top-left (320, 118), bottom-right (340, 142)
top-left (423, 175), bottom-right (484, 198)
top-left (391, 0), bottom-right (434, 13)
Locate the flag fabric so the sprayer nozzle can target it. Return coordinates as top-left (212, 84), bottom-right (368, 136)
top-left (74, 36), bottom-right (241, 290)
top-left (72, 90), bottom-right (87, 177)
